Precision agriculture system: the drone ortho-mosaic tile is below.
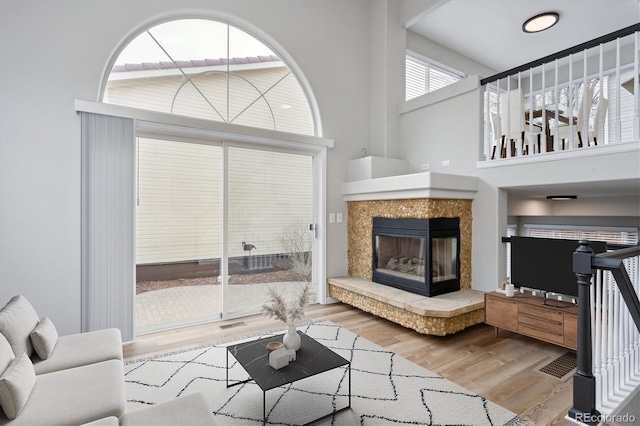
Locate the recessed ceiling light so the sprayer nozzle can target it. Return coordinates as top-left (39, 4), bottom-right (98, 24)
top-left (546, 195), bottom-right (577, 200)
top-left (281, 104), bottom-right (292, 109)
top-left (522, 12), bottom-right (559, 33)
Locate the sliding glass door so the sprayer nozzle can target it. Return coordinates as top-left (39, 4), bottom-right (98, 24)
top-left (225, 146), bottom-right (314, 317)
top-left (135, 138), bottom-right (223, 332)
top-left (134, 138), bottom-right (316, 332)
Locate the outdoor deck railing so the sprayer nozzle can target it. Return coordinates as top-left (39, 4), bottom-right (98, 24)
top-left (481, 24), bottom-right (640, 161)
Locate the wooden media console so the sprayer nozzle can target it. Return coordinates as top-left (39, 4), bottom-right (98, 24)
top-left (485, 291), bottom-right (578, 350)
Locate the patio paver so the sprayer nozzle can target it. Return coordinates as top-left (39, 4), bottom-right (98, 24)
top-left (136, 282), bottom-right (305, 331)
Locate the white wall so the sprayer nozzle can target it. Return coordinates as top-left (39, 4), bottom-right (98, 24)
top-left (406, 30), bottom-right (497, 79)
top-left (369, 0), bottom-right (405, 159)
top-left (400, 78), bottom-right (483, 174)
top-left (0, 0), bottom-right (371, 334)
top-left (509, 195), bottom-right (640, 218)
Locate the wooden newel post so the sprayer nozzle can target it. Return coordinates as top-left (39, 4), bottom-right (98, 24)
top-left (568, 240), bottom-right (601, 425)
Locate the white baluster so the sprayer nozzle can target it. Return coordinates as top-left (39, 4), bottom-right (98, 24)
top-left (593, 272), bottom-right (602, 377)
top-left (607, 272), bottom-right (623, 413)
top-left (612, 284), bottom-right (624, 399)
top-left (484, 84), bottom-right (490, 160)
top-left (496, 82), bottom-right (501, 159)
top-left (599, 270), bottom-right (611, 412)
top-left (633, 255), bottom-right (640, 380)
top-left (554, 59), bottom-right (560, 151)
top-left (583, 49), bottom-right (589, 148)
top-left (634, 31), bottom-right (639, 141)
top-left (619, 265), bottom-right (634, 393)
top-left (625, 292), bottom-right (639, 388)
top-left (506, 78), bottom-right (511, 158)
top-left (615, 38), bottom-right (622, 142)
top-left (593, 271), bottom-right (602, 409)
top-left (541, 63), bottom-right (547, 152)
top-left (568, 55), bottom-right (575, 149)
top-left (598, 44), bottom-right (604, 145)
top-left (627, 256), bottom-right (640, 383)
top-left (517, 73), bottom-right (522, 157)
top-left (529, 68), bottom-right (535, 154)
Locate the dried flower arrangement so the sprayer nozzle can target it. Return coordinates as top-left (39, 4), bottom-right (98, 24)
top-left (261, 282), bottom-right (314, 325)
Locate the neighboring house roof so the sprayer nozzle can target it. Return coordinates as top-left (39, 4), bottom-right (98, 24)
top-left (112, 55), bottom-right (282, 72)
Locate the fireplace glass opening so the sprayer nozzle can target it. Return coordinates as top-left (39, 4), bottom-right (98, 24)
top-left (372, 217), bottom-right (460, 297)
top-left (374, 235), bottom-right (426, 284)
top-left (432, 236), bottom-right (457, 283)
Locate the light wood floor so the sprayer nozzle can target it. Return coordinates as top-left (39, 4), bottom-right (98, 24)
top-left (124, 302), bottom-right (577, 425)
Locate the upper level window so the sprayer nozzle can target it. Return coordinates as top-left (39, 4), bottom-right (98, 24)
top-left (104, 19), bottom-right (314, 135)
top-left (405, 52), bottom-right (465, 101)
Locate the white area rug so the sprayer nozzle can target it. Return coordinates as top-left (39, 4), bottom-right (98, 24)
top-left (125, 321), bottom-right (531, 425)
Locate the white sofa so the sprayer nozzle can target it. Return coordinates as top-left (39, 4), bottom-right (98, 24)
top-left (0, 295), bottom-right (217, 425)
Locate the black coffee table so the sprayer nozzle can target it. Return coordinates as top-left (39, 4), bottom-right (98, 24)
top-left (226, 331), bottom-right (351, 425)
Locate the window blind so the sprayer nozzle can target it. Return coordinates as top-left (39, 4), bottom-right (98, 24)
top-left (405, 53), bottom-right (464, 101)
top-left (523, 224), bottom-right (639, 246)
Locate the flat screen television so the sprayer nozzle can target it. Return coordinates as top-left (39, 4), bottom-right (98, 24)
top-left (510, 236), bottom-right (607, 298)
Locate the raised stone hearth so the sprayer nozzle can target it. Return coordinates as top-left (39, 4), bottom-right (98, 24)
top-left (328, 276), bottom-right (484, 336)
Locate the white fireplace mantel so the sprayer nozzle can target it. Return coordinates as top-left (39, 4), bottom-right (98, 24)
top-left (342, 172), bottom-right (479, 201)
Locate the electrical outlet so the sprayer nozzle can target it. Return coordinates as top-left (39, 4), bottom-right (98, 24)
top-left (442, 160), bottom-right (451, 167)
top-left (329, 213), bottom-right (335, 223)
top-left (421, 163), bottom-right (429, 170)
top-left (336, 213), bottom-right (342, 223)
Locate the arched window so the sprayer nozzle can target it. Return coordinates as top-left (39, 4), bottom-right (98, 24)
top-left (103, 19), bottom-right (315, 135)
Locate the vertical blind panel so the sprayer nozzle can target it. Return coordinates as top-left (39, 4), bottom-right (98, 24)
top-left (81, 112), bottom-right (135, 341)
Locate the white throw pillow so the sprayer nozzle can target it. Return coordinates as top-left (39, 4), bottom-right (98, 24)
top-left (30, 317), bottom-right (58, 360)
top-left (0, 295), bottom-right (40, 357)
top-left (0, 353), bottom-right (36, 420)
top-left (0, 334), bottom-right (14, 374)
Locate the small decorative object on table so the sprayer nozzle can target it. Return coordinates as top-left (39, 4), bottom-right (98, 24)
top-left (268, 347), bottom-right (297, 370)
top-left (505, 283), bottom-right (515, 297)
top-left (261, 282), bottom-right (313, 351)
top-left (266, 341), bottom-right (284, 352)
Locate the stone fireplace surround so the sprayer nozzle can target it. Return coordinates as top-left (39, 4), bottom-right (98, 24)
top-left (328, 171), bottom-right (485, 336)
top-left (347, 198), bottom-right (471, 287)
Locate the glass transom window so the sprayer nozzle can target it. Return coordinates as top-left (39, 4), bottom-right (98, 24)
top-left (104, 19), bottom-right (314, 135)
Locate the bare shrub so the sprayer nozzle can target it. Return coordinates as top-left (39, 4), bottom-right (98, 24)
top-left (280, 222), bottom-right (312, 282)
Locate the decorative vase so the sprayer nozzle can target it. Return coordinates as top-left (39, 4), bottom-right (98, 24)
top-left (283, 324), bottom-right (301, 351)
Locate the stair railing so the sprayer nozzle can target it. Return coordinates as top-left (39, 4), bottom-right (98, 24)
top-left (570, 240), bottom-right (640, 425)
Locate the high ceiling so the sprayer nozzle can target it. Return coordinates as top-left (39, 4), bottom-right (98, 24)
top-left (409, 0), bottom-right (640, 73)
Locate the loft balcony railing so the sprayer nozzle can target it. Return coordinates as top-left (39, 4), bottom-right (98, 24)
top-left (481, 24), bottom-right (640, 161)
